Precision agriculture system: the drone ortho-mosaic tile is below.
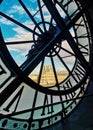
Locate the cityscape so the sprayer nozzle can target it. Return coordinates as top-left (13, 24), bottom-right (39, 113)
top-left (29, 65), bottom-right (68, 87)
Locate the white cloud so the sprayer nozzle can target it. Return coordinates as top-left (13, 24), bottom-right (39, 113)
top-left (0, 17), bottom-right (13, 25)
top-left (23, 20), bottom-right (34, 29)
top-left (6, 26), bottom-right (33, 54)
top-left (8, 5), bottom-right (26, 15)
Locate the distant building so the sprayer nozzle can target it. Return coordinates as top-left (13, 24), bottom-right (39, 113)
top-left (29, 65), bottom-right (68, 87)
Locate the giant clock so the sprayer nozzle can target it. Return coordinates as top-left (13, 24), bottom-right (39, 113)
top-left (0, 0), bottom-right (93, 130)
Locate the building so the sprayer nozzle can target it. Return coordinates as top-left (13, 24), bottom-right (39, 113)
top-left (29, 65), bottom-right (68, 87)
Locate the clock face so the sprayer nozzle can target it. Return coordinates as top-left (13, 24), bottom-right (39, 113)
top-left (0, 0), bottom-right (93, 130)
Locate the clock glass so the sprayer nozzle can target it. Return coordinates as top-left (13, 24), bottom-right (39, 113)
top-left (0, 0), bottom-right (93, 130)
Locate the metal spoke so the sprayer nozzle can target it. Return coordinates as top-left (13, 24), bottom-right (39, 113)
top-left (66, 10), bottom-right (84, 30)
top-left (56, 43), bottom-right (75, 56)
top-left (3, 86), bottom-right (24, 112)
top-left (33, 4), bottom-right (45, 17)
top-left (50, 54), bottom-right (59, 85)
top-left (61, 54), bottom-right (75, 59)
top-left (38, 58), bottom-right (45, 84)
top-left (50, 50), bottom-right (65, 116)
top-left (50, 53), bottom-right (66, 117)
top-left (1, 12), bottom-right (40, 37)
top-left (37, 0), bottom-right (46, 31)
top-left (28, 90), bottom-right (38, 130)
top-left (54, 49), bottom-right (71, 73)
top-left (19, 0), bottom-right (43, 34)
top-left (5, 40), bottom-right (38, 45)
top-left (0, 77), bottom-right (22, 106)
top-left (63, 0), bottom-right (73, 8)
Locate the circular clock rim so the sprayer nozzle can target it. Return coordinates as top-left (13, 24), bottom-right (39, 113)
top-left (0, 0), bottom-right (93, 96)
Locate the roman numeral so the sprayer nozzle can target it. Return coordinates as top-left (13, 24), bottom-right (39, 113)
top-left (0, 58), bottom-right (15, 89)
top-left (3, 86), bottom-right (24, 112)
top-left (65, 78), bottom-right (73, 88)
top-left (0, 65), bottom-right (6, 75)
top-left (74, 17), bottom-right (90, 41)
top-left (78, 43), bottom-right (89, 56)
top-left (41, 94), bottom-right (54, 116)
top-left (63, 79), bottom-right (76, 101)
top-left (66, 91), bottom-right (76, 100)
top-left (74, 19), bottom-right (84, 31)
top-left (63, 0), bottom-right (79, 18)
top-left (73, 61), bottom-right (86, 81)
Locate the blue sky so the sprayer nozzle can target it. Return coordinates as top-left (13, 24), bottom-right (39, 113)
top-left (1, 0), bottom-right (40, 65)
top-left (1, 0), bottom-right (75, 73)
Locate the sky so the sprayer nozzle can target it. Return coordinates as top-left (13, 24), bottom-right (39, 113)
top-left (1, 0), bottom-right (76, 74)
top-left (1, 0), bottom-right (38, 65)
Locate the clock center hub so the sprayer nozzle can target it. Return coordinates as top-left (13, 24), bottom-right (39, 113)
top-left (27, 22), bottom-right (57, 59)
top-left (38, 27), bottom-right (55, 46)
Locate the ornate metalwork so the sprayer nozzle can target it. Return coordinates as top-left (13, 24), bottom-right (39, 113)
top-left (0, 0), bottom-right (93, 129)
